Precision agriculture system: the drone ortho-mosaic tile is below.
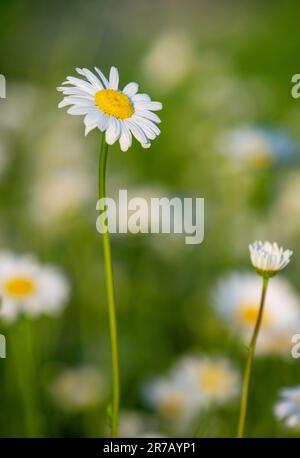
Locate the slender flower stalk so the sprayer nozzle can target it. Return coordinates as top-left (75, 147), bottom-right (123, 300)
top-left (99, 134), bottom-right (120, 437)
top-left (237, 276), bottom-right (268, 438)
top-left (237, 240), bottom-right (293, 438)
top-left (11, 319), bottom-right (42, 437)
top-left (58, 65), bottom-right (162, 438)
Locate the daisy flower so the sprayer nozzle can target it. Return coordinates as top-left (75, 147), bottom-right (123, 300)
top-left (141, 32), bottom-right (195, 93)
top-left (172, 355), bottom-right (240, 407)
top-left (0, 82), bottom-right (39, 132)
top-left (274, 386), bottom-right (300, 428)
top-left (218, 126), bottom-right (296, 169)
top-left (0, 252), bottom-right (70, 322)
top-left (144, 355), bottom-right (239, 428)
top-left (144, 376), bottom-right (195, 421)
top-left (214, 273), bottom-right (300, 355)
top-left (30, 168), bottom-right (93, 227)
top-left (57, 66), bottom-right (162, 151)
top-left (249, 240), bottom-right (293, 277)
top-left (269, 171), bottom-right (300, 239)
top-left (119, 411), bottom-right (156, 438)
top-left (49, 366), bottom-right (106, 412)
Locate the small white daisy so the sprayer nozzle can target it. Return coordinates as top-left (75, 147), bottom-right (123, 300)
top-left (119, 411), bottom-right (155, 438)
top-left (249, 241), bottom-right (293, 277)
top-left (214, 272), bottom-right (300, 355)
top-left (0, 252), bottom-right (70, 322)
top-left (30, 168), bottom-right (93, 227)
top-left (57, 66), bottom-right (162, 151)
top-left (274, 386), bottom-right (300, 428)
top-left (49, 366), bottom-right (106, 412)
top-left (141, 32), bottom-right (195, 93)
top-left (172, 355), bottom-right (240, 407)
top-left (217, 126), bottom-right (296, 168)
top-left (144, 376), bottom-right (195, 421)
top-left (144, 355), bottom-right (239, 429)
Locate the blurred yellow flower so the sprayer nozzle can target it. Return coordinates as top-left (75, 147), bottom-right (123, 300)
top-left (0, 252), bottom-right (70, 322)
top-left (144, 355), bottom-right (240, 431)
top-left (214, 272), bottom-right (300, 355)
top-left (49, 366), bottom-right (107, 412)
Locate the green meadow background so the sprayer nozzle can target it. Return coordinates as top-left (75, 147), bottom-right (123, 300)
top-left (0, 0), bottom-right (300, 437)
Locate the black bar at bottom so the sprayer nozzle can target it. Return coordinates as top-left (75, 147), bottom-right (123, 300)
top-left (0, 438), bottom-right (298, 456)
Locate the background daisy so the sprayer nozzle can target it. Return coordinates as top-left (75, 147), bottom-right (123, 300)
top-left (274, 386), bottom-right (300, 428)
top-left (144, 354), bottom-right (240, 434)
top-left (49, 366), bottom-right (107, 413)
top-left (0, 252), bottom-right (70, 322)
top-left (213, 272), bottom-right (300, 355)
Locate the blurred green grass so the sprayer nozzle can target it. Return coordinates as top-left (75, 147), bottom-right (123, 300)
top-left (0, 0), bottom-right (300, 437)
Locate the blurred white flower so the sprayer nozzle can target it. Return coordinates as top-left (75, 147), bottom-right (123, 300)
top-left (58, 66), bottom-right (162, 150)
top-left (144, 355), bottom-right (239, 430)
top-left (194, 76), bottom-right (271, 123)
top-left (32, 117), bottom-right (88, 174)
top-left (0, 82), bottom-right (39, 131)
top-left (172, 355), bottom-right (240, 407)
top-left (249, 241), bottom-right (292, 277)
top-left (141, 32), bottom-right (195, 93)
top-left (268, 171), bottom-right (300, 239)
top-left (214, 272), bottom-right (300, 355)
top-left (119, 410), bottom-right (158, 438)
top-left (0, 252), bottom-right (70, 322)
top-left (30, 168), bottom-right (94, 227)
top-left (144, 375), bottom-right (195, 421)
top-left (274, 386), bottom-right (300, 428)
top-left (49, 366), bottom-right (106, 412)
top-left (217, 126), bottom-right (296, 169)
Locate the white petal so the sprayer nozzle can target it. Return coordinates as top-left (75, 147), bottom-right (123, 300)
top-left (134, 109), bottom-right (161, 124)
top-left (126, 119), bottom-right (149, 145)
top-left (94, 67), bottom-right (109, 88)
top-left (123, 82), bottom-right (139, 97)
top-left (109, 66), bottom-right (119, 90)
top-left (105, 117), bottom-right (121, 144)
top-left (57, 87), bottom-right (94, 99)
top-left (85, 122), bottom-right (98, 135)
top-left (98, 113), bottom-right (109, 132)
top-left (131, 93), bottom-right (151, 102)
top-left (58, 97), bottom-right (95, 108)
top-left (132, 115), bottom-right (160, 138)
top-left (84, 110), bottom-right (103, 126)
top-left (63, 77), bottom-right (96, 95)
top-left (136, 101), bottom-right (163, 111)
top-left (67, 106), bottom-right (92, 115)
top-left (76, 67), bottom-right (104, 90)
top-left (119, 122), bottom-right (132, 152)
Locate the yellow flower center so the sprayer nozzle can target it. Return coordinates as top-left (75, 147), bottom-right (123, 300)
top-left (247, 149), bottom-right (271, 168)
top-left (4, 276), bottom-right (36, 298)
top-left (158, 394), bottom-right (183, 417)
top-left (238, 303), bottom-right (268, 327)
top-left (199, 365), bottom-right (224, 392)
top-left (95, 89), bottom-right (134, 119)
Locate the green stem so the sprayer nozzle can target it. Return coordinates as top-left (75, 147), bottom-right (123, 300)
top-left (98, 135), bottom-right (120, 438)
top-left (12, 318), bottom-right (42, 437)
top-left (237, 276), bottom-right (269, 438)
